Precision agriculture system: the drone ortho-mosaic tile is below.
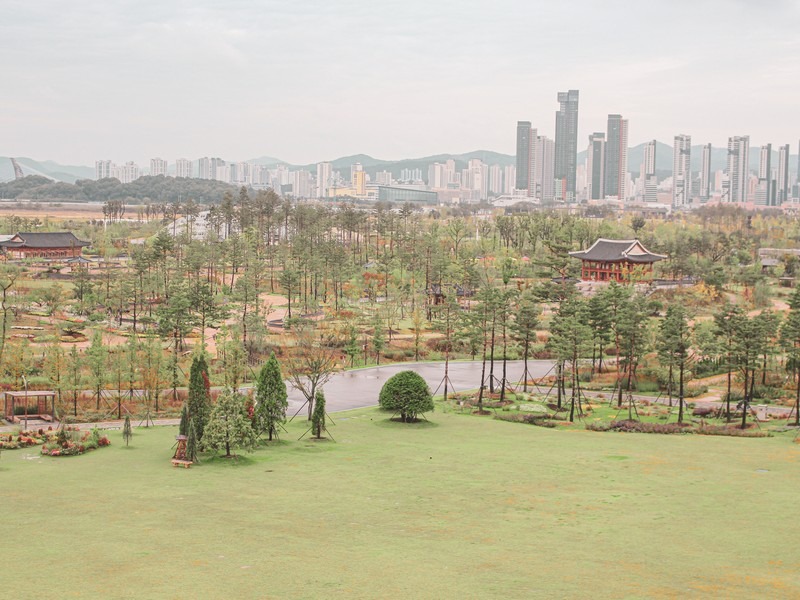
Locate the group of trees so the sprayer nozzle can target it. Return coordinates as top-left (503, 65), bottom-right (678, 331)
top-left (4, 182), bottom-right (800, 435)
top-left (183, 351), bottom-right (289, 459)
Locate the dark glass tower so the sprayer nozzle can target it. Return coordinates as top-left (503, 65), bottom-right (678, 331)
top-left (554, 90), bottom-right (579, 201)
top-left (516, 121), bottom-right (531, 191)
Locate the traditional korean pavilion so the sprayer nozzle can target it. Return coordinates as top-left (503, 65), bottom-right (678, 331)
top-left (0, 232), bottom-right (89, 260)
top-left (569, 238), bottom-right (666, 282)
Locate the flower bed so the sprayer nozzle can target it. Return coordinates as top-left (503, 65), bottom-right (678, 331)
top-left (0, 428), bottom-right (53, 450)
top-left (41, 428), bottom-right (111, 457)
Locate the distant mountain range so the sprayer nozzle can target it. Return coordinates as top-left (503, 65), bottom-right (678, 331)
top-left (3, 143), bottom-right (797, 185)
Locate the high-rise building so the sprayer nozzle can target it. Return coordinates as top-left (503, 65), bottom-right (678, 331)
top-left (725, 136), bottom-right (750, 202)
top-left (756, 144), bottom-right (773, 205)
top-left (316, 162), bottom-right (332, 198)
top-left (641, 140), bottom-right (657, 203)
top-left (488, 164), bottom-right (503, 196)
top-left (586, 133), bottom-right (606, 201)
top-left (503, 165), bottom-right (516, 195)
top-left (175, 158), bottom-right (193, 179)
top-left (777, 144), bottom-right (790, 205)
top-left (110, 161), bottom-right (139, 184)
top-left (604, 114), bottom-right (628, 199)
top-left (150, 158), bottom-right (168, 177)
top-left (672, 135), bottom-right (691, 207)
top-left (95, 160), bottom-right (112, 180)
top-left (534, 135), bottom-right (555, 202)
top-left (197, 157), bottom-right (211, 180)
top-left (210, 158), bottom-right (226, 182)
top-left (700, 144), bottom-right (712, 200)
top-left (554, 90), bottom-right (579, 202)
top-left (515, 121), bottom-right (532, 192)
top-left (643, 140), bottom-right (657, 178)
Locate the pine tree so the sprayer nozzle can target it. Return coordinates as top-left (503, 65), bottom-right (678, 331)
top-left (658, 305), bottom-right (691, 423)
top-left (187, 354), bottom-right (211, 442)
top-left (179, 403), bottom-right (189, 436)
top-left (312, 389), bottom-right (326, 438)
top-left (254, 352), bottom-right (288, 441)
top-left (203, 389), bottom-right (257, 457)
top-left (122, 415), bottom-right (132, 446)
top-left (186, 418), bottom-right (199, 463)
top-left (780, 287), bottom-right (800, 427)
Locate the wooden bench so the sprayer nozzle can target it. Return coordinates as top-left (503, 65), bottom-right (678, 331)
top-left (171, 459), bottom-right (193, 469)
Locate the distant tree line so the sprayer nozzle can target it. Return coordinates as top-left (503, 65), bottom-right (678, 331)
top-left (0, 175), bottom-right (238, 204)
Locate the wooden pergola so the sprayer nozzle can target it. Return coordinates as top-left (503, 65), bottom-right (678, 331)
top-left (3, 390), bottom-right (56, 423)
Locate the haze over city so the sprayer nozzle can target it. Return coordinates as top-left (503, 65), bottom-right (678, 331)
top-left (4, 0), bottom-right (799, 165)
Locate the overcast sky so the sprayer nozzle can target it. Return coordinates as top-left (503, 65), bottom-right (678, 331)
top-left (3, 0), bottom-right (799, 166)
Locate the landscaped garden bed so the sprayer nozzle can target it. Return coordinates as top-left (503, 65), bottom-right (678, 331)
top-left (41, 427), bottom-right (111, 457)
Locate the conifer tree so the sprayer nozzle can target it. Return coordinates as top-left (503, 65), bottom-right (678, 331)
top-left (254, 352), bottom-right (288, 441)
top-left (780, 287), bottom-right (800, 427)
top-left (312, 389), bottom-right (326, 438)
top-left (122, 415), bottom-right (132, 446)
top-left (186, 418), bottom-right (198, 463)
top-left (178, 403), bottom-right (189, 436)
top-left (203, 389), bottom-right (257, 457)
top-left (187, 354), bottom-right (211, 442)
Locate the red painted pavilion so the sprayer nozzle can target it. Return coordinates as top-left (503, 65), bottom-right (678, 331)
top-left (569, 238), bottom-right (666, 282)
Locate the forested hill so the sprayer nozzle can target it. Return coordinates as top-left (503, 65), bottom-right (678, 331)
top-left (0, 175), bottom-right (238, 204)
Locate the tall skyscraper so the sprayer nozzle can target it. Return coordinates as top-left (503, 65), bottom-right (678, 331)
top-left (316, 162), bottom-right (332, 198)
top-left (700, 144), bottom-right (712, 200)
top-left (672, 134), bottom-right (691, 207)
top-left (175, 158), bottom-right (193, 179)
top-left (777, 144), bottom-right (790, 204)
top-left (515, 121), bottom-right (532, 192)
top-left (643, 140), bottom-right (657, 178)
top-left (604, 114), bottom-right (628, 199)
top-left (726, 136), bottom-right (750, 203)
top-left (150, 158), bottom-right (168, 177)
top-left (586, 133), bottom-right (606, 201)
top-left (554, 90), bottom-right (579, 202)
top-left (534, 135), bottom-right (555, 202)
top-left (757, 144), bottom-right (773, 205)
top-left (95, 160), bottom-right (111, 180)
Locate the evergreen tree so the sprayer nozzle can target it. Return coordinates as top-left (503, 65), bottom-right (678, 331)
top-left (371, 313), bottom-right (385, 365)
top-left (179, 403), bottom-right (189, 436)
top-left (658, 305), bottom-right (691, 423)
top-left (780, 287), bottom-right (800, 427)
top-left (122, 415), bottom-right (132, 446)
top-left (509, 289), bottom-right (540, 392)
top-left (312, 389), bottom-right (326, 438)
top-left (546, 296), bottom-right (591, 422)
top-left (378, 370), bottom-right (434, 423)
top-left (87, 330), bottom-right (108, 410)
top-left (187, 354), bottom-right (211, 442)
top-left (203, 389), bottom-right (257, 457)
top-left (714, 303), bottom-right (744, 422)
top-left (186, 418), bottom-right (198, 463)
top-left (254, 352), bottom-right (288, 441)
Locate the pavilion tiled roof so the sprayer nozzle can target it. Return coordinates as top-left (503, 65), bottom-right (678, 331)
top-left (569, 238), bottom-right (666, 263)
top-left (0, 232), bottom-right (90, 249)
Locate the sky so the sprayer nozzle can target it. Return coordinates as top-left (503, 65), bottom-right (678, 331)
top-left (2, 0), bottom-right (799, 166)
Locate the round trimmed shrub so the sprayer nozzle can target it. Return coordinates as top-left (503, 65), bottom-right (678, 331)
top-left (379, 370), bottom-right (433, 423)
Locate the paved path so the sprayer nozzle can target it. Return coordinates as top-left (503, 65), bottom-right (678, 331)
top-left (1, 360), bottom-right (556, 432)
top-left (5, 359), bottom-right (795, 431)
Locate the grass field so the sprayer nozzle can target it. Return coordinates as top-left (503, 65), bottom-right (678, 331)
top-left (2, 408), bottom-right (799, 599)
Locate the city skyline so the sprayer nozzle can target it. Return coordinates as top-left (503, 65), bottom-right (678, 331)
top-left (4, 1), bottom-right (800, 166)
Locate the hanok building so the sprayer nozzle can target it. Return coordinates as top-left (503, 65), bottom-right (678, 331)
top-left (0, 232), bottom-right (90, 260)
top-left (569, 238), bottom-right (666, 282)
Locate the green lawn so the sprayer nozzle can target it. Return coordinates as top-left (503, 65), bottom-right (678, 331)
top-left (2, 408), bottom-right (799, 599)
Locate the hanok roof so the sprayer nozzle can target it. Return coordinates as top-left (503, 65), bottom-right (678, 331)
top-left (0, 232), bottom-right (90, 249)
top-left (569, 238), bottom-right (666, 264)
